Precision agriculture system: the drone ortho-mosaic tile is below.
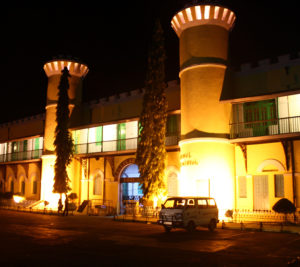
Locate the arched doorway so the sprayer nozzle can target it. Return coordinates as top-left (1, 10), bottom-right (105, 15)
top-left (120, 164), bottom-right (143, 213)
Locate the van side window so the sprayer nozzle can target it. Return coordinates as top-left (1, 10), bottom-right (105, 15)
top-left (197, 199), bottom-right (207, 208)
top-left (207, 199), bottom-right (216, 207)
top-left (175, 199), bottom-right (186, 208)
top-left (187, 199), bottom-right (195, 207)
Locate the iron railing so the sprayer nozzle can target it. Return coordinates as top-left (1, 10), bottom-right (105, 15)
top-left (74, 133), bottom-right (180, 155)
top-left (231, 209), bottom-right (300, 224)
top-left (0, 149), bottom-right (42, 163)
top-left (230, 116), bottom-right (300, 139)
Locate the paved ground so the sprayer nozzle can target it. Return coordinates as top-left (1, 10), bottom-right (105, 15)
top-left (1, 209), bottom-right (300, 266)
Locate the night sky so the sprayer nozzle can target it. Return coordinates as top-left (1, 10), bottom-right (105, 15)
top-left (0, 0), bottom-right (299, 124)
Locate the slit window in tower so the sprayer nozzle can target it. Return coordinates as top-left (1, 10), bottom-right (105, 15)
top-left (228, 12), bottom-right (234, 24)
top-left (222, 8), bottom-right (228, 21)
top-left (173, 15), bottom-right (180, 29)
top-left (195, 6), bottom-right (201, 20)
top-left (186, 8), bottom-right (193, 21)
top-left (214, 6), bottom-right (220, 19)
top-left (204, 6), bottom-right (210, 19)
top-left (178, 12), bottom-right (185, 24)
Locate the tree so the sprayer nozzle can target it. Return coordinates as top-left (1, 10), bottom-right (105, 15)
top-left (272, 198), bottom-right (296, 223)
top-left (136, 19), bottom-right (168, 201)
top-left (53, 67), bottom-right (74, 198)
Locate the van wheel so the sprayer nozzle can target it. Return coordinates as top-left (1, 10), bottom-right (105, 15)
top-left (208, 219), bottom-right (217, 232)
top-left (164, 226), bottom-right (171, 233)
top-left (187, 221), bottom-right (196, 232)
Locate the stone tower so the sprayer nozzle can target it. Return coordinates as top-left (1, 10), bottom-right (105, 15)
top-left (40, 58), bottom-right (89, 205)
top-left (171, 3), bottom-right (236, 216)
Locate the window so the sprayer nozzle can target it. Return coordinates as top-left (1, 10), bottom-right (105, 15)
top-left (103, 124), bottom-right (117, 152)
top-left (93, 174), bottom-right (103, 196)
top-left (164, 199), bottom-right (175, 208)
top-left (32, 180), bottom-right (37, 195)
top-left (274, 174), bottom-right (284, 197)
top-left (166, 114), bottom-right (180, 136)
top-left (197, 199), bottom-right (207, 208)
top-left (187, 199), bottom-right (195, 207)
top-left (21, 180), bottom-right (25, 195)
top-left (88, 126), bottom-right (102, 153)
top-left (239, 176), bottom-right (247, 198)
top-left (125, 121), bottom-right (138, 150)
top-left (207, 199), bottom-right (216, 207)
top-left (117, 123), bottom-right (126, 151)
top-left (243, 99), bottom-right (277, 136)
top-left (10, 180), bottom-right (14, 193)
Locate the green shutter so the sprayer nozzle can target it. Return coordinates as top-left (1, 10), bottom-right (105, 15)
top-left (243, 99), bottom-right (276, 136)
top-left (138, 121), bottom-right (143, 136)
top-left (33, 138), bottom-right (40, 159)
top-left (96, 126), bottom-right (103, 146)
top-left (34, 138), bottom-right (39, 150)
top-left (166, 115), bottom-right (178, 136)
top-left (23, 140), bottom-right (28, 160)
top-left (117, 123), bottom-right (126, 150)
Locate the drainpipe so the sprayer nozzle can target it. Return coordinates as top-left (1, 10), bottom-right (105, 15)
top-left (87, 157), bottom-right (90, 214)
top-left (291, 141), bottom-right (296, 207)
top-left (103, 157), bottom-right (106, 206)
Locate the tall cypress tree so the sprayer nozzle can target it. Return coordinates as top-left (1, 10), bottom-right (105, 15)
top-left (136, 19), bottom-right (168, 200)
top-left (53, 67), bottom-right (74, 196)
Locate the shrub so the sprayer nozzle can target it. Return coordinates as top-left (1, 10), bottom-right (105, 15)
top-left (272, 198), bottom-right (296, 214)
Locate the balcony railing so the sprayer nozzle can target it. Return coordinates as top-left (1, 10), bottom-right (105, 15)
top-left (0, 149), bottom-right (43, 163)
top-left (74, 134), bottom-right (180, 155)
top-left (230, 116), bottom-right (300, 139)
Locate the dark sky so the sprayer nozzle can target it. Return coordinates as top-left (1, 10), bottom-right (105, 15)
top-left (0, 0), bottom-right (299, 123)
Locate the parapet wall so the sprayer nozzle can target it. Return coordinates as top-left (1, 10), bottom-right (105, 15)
top-left (239, 52), bottom-right (300, 74)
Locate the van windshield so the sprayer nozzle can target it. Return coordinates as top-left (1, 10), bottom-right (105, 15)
top-left (164, 198), bottom-right (186, 209)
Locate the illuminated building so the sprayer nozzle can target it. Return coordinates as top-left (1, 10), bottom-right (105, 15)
top-left (0, 2), bottom-right (300, 221)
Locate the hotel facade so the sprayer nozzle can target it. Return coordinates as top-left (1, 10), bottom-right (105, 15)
top-left (0, 3), bottom-right (300, 220)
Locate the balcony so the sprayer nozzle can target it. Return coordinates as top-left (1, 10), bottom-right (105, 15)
top-left (0, 149), bottom-right (43, 163)
top-left (230, 116), bottom-right (300, 139)
top-left (74, 133), bottom-right (180, 155)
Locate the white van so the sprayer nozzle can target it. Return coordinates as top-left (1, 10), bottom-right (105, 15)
top-left (158, 197), bottom-right (219, 232)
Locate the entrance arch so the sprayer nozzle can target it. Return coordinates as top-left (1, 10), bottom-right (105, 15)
top-left (119, 163), bottom-right (143, 214)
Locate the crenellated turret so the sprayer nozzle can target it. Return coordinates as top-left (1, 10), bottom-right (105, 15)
top-left (172, 2), bottom-right (236, 218)
top-left (43, 58), bottom-right (89, 153)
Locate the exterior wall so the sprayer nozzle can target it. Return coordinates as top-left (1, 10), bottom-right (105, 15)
top-left (67, 150), bottom-right (180, 214)
top-left (235, 142), bottom-right (295, 211)
top-left (1, 162), bottom-right (41, 200)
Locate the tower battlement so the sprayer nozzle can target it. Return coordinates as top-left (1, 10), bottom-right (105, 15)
top-left (171, 4), bottom-right (236, 37)
top-left (43, 59), bottom-right (89, 78)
